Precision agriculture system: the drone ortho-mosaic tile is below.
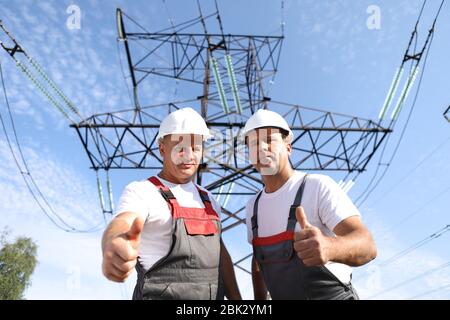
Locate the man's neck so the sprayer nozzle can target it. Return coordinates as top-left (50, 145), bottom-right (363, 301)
top-left (262, 166), bottom-right (294, 193)
top-left (158, 169), bottom-right (191, 185)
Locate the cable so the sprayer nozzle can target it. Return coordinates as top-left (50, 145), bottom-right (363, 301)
top-left (2, 19), bottom-right (138, 168)
top-left (1, 19), bottom-right (140, 227)
top-left (409, 283), bottom-right (450, 300)
top-left (379, 224), bottom-right (450, 267)
top-left (0, 111), bottom-right (72, 231)
top-left (0, 61), bottom-right (72, 229)
top-left (214, 0), bottom-right (225, 34)
top-left (375, 184), bottom-right (450, 240)
top-left (357, 48), bottom-right (428, 205)
top-left (367, 135), bottom-right (450, 208)
top-left (358, 223), bottom-right (450, 284)
top-left (116, 41), bottom-right (134, 109)
top-left (0, 60), bottom-right (103, 233)
top-left (354, 0), bottom-right (444, 206)
top-left (162, 0), bottom-right (177, 31)
top-left (368, 261), bottom-right (450, 299)
top-left (355, 27), bottom-right (435, 207)
top-left (1, 61), bottom-right (95, 230)
top-left (0, 21), bottom-right (84, 123)
top-left (161, 0), bottom-right (180, 101)
top-left (121, 7), bottom-right (215, 35)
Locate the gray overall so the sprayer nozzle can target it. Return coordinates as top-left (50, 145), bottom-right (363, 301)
top-left (252, 174), bottom-right (359, 300)
top-left (132, 176), bottom-right (222, 300)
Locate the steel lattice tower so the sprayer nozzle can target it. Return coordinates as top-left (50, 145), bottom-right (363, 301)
top-left (444, 106), bottom-right (450, 123)
top-left (0, 4), bottom-right (393, 273)
top-left (70, 8), bottom-right (391, 230)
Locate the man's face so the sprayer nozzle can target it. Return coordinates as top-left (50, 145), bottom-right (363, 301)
top-left (247, 127), bottom-right (292, 176)
top-left (159, 134), bottom-right (203, 181)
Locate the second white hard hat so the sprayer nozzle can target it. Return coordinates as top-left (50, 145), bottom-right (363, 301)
top-left (156, 107), bottom-right (212, 142)
top-left (241, 109), bottom-right (293, 142)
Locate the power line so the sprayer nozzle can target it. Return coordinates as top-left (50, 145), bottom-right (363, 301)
top-left (355, 23), bottom-right (436, 207)
top-left (2, 18), bottom-right (143, 217)
top-left (357, 39), bottom-right (432, 206)
top-left (367, 135), bottom-right (450, 208)
top-left (0, 60), bottom-right (72, 230)
top-left (368, 261), bottom-right (450, 299)
top-left (379, 224), bottom-right (450, 267)
top-left (409, 283), bottom-right (450, 300)
top-left (161, 0), bottom-right (180, 101)
top-left (0, 21), bottom-right (84, 123)
top-left (358, 224), bottom-right (450, 283)
top-left (375, 184), bottom-right (450, 240)
top-left (162, 0), bottom-right (177, 31)
top-left (115, 41), bottom-right (134, 109)
top-left (0, 60), bottom-right (103, 233)
top-left (354, 0), bottom-right (444, 206)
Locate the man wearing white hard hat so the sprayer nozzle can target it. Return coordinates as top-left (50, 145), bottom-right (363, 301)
top-left (242, 109), bottom-right (377, 300)
top-left (101, 107), bottom-right (241, 300)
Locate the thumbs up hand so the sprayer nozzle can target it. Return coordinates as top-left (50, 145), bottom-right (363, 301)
top-left (293, 207), bottom-right (331, 267)
top-left (102, 216), bottom-right (144, 282)
top-left (125, 217), bottom-right (144, 248)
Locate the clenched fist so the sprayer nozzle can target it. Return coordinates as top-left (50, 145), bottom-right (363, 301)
top-left (293, 207), bottom-right (332, 267)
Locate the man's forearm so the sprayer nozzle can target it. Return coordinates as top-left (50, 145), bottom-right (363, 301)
top-left (220, 242), bottom-right (241, 300)
top-left (326, 230), bottom-right (377, 267)
top-left (252, 256), bottom-right (268, 300)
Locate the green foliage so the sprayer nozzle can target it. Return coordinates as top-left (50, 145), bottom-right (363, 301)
top-left (0, 228), bottom-right (38, 300)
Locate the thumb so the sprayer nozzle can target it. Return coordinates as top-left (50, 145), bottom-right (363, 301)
top-left (296, 206), bottom-right (312, 230)
top-left (125, 217), bottom-right (144, 243)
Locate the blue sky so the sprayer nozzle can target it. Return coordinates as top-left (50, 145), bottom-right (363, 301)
top-left (0, 0), bottom-right (449, 300)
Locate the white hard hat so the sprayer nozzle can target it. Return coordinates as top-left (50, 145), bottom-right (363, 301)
top-left (156, 107), bottom-right (212, 141)
top-left (241, 109), bottom-right (293, 142)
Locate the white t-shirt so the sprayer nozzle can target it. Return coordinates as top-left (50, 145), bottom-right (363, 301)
top-left (115, 176), bottom-right (222, 271)
top-left (245, 171), bottom-right (361, 284)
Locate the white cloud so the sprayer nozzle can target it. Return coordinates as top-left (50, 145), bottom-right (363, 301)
top-left (291, 0), bottom-right (423, 75)
top-left (0, 134), bottom-right (252, 299)
top-left (0, 136), bottom-right (129, 299)
top-left (0, 1), bottom-right (132, 127)
top-left (37, 1), bottom-right (58, 20)
top-left (353, 211), bottom-right (450, 299)
top-left (2, 216), bottom-right (131, 299)
top-left (0, 138), bottom-right (104, 232)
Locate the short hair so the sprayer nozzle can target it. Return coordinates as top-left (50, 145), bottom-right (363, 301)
top-left (279, 128), bottom-right (291, 142)
top-left (244, 127), bottom-right (292, 145)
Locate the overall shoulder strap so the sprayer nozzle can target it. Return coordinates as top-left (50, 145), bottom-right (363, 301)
top-left (148, 176), bottom-right (177, 204)
top-left (251, 190), bottom-right (263, 238)
top-left (195, 186), bottom-right (220, 219)
top-left (287, 174), bottom-right (308, 231)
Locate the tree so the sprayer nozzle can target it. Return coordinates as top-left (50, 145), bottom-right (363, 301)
top-left (0, 229), bottom-right (38, 300)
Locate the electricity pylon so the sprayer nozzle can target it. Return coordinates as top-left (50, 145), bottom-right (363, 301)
top-left (70, 8), bottom-right (391, 227)
top-left (444, 106), bottom-right (450, 123)
top-left (10, 1), bottom-right (445, 274)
